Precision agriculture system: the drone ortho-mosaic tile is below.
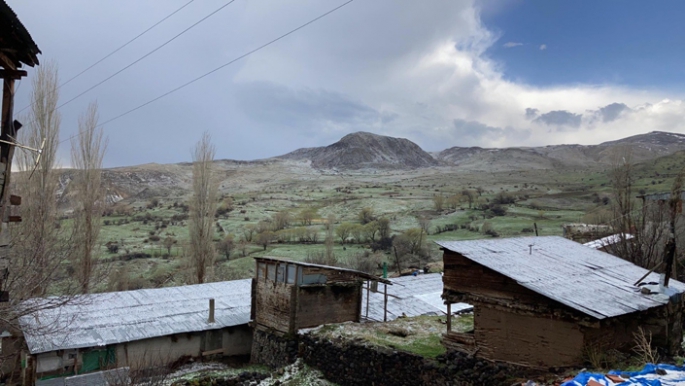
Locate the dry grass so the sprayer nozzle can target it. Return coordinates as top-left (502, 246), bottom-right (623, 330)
top-left (312, 314), bottom-right (473, 359)
top-left (633, 327), bottom-right (659, 365)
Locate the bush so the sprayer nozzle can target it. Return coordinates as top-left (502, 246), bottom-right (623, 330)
top-left (492, 191), bottom-right (516, 205)
top-left (106, 242), bottom-right (119, 253)
top-left (489, 204), bottom-right (507, 217)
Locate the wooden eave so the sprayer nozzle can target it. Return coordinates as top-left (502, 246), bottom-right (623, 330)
top-left (0, 0), bottom-right (41, 69)
top-left (254, 256), bottom-right (392, 285)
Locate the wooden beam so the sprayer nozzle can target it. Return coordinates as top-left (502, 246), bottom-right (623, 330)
top-left (447, 303), bottom-right (452, 332)
top-left (201, 348), bottom-right (225, 356)
top-left (365, 280), bottom-right (370, 319)
top-left (0, 70), bottom-right (27, 80)
top-left (0, 53), bottom-right (16, 71)
top-left (383, 283), bottom-right (388, 322)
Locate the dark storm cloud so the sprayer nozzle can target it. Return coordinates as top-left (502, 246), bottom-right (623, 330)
top-left (596, 103), bottom-right (630, 122)
top-left (236, 82), bottom-right (380, 130)
top-left (452, 119), bottom-right (529, 146)
top-left (534, 110), bottom-right (582, 130)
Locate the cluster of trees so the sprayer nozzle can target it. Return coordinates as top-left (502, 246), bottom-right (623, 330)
top-left (1, 63), bottom-right (108, 372)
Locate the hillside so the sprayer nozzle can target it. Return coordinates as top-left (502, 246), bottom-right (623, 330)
top-left (436, 131), bottom-right (685, 170)
top-left (46, 130), bottom-right (685, 204)
top-left (278, 131), bottom-right (439, 170)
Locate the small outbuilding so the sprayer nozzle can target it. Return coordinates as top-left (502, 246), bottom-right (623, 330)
top-left (437, 236), bottom-right (685, 368)
top-left (251, 257), bottom-right (391, 335)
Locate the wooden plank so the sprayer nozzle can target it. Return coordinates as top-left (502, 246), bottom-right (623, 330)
top-left (0, 70), bottom-right (27, 79)
top-left (201, 348), bottom-right (225, 356)
top-left (474, 306), bottom-right (584, 367)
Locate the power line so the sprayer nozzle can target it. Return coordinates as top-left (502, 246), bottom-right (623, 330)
top-left (16, 0), bottom-right (197, 114)
top-left (54, 0), bottom-right (238, 112)
top-left (59, 0), bottom-right (356, 145)
top-left (61, 0), bottom-right (197, 88)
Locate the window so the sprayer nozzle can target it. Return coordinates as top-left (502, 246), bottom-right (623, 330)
top-left (286, 264), bottom-right (296, 284)
top-left (276, 264), bottom-right (285, 283)
top-left (267, 264), bottom-right (276, 281)
top-left (257, 263), bottom-right (265, 279)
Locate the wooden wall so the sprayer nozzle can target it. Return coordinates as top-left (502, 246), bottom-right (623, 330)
top-left (253, 278), bottom-right (295, 333)
top-left (474, 306), bottom-right (584, 368)
top-left (296, 285), bottom-right (361, 329)
top-left (442, 251), bottom-right (553, 306)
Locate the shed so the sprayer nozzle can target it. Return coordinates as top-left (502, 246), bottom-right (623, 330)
top-left (437, 236), bottom-right (685, 368)
top-left (251, 257), bottom-right (391, 335)
top-left (20, 280), bottom-right (253, 382)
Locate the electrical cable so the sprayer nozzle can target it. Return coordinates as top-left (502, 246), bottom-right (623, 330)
top-left (58, 0), bottom-right (355, 146)
top-left (16, 0), bottom-right (197, 114)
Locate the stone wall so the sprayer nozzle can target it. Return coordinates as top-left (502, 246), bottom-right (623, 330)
top-left (250, 328), bottom-right (298, 369)
top-left (299, 334), bottom-right (524, 386)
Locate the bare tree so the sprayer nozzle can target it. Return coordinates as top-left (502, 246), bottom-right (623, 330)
top-left (2, 62), bottom-right (79, 374)
top-left (70, 101), bottom-right (107, 293)
top-left (11, 61), bottom-right (64, 297)
top-left (188, 132), bottom-right (218, 284)
top-left (605, 147), bottom-right (671, 269)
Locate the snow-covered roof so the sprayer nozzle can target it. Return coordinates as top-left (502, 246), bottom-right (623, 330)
top-left (21, 279), bottom-right (252, 354)
top-left (436, 236), bottom-right (685, 320)
top-left (583, 233), bottom-right (634, 250)
top-left (364, 273), bottom-right (471, 322)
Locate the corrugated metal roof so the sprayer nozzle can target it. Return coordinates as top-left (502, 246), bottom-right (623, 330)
top-left (255, 256), bottom-right (392, 284)
top-left (583, 233), bottom-right (634, 249)
top-left (436, 236), bottom-right (685, 320)
top-left (364, 274), bottom-right (471, 322)
top-left (21, 280), bottom-right (252, 354)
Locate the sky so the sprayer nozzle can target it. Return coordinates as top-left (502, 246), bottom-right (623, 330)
top-left (7, 0), bottom-right (685, 167)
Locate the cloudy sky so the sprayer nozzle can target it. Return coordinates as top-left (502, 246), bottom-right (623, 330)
top-left (8, 0), bottom-right (685, 167)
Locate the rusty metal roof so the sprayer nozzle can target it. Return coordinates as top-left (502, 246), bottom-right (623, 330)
top-left (255, 256), bottom-right (392, 284)
top-left (0, 0), bottom-right (40, 68)
top-left (20, 279), bottom-right (251, 354)
top-left (436, 236), bottom-right (685, 320)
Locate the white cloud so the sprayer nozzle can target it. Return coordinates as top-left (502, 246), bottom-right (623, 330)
top-left (503, 42), bottom-right (523, 48)
top-left (9, 0), bottom-right (685, 165)
top-left (539, 44), bottom-right (547, 50)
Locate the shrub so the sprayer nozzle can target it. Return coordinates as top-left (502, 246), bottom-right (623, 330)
top-left (106, 243), bottom-right (119, 253)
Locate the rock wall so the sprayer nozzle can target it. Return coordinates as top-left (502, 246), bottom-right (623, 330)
top-left (299, 334), bottom-right (522, 386)
top-left (250, 328), bottom-right (298, 369)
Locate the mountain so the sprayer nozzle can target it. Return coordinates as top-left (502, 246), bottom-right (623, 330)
top-left (278, 131), bottom-right (439, 170)
top-left (44, 130), bottom-right (685, 207)
top-left (436, 131), bottom-right (685, 170)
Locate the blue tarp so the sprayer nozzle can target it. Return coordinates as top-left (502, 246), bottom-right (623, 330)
top-left (561, 364), bottom-right (685, 386)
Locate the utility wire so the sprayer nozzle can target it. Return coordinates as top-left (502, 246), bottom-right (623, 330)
top-left (16, 0), bottom-right (196, 114)
top-left (54, 0), bottom-right (238, 112)
top-left (61, 0), bottom-right (197, 88)
top-left (58, 0), bottom-right (356, 145)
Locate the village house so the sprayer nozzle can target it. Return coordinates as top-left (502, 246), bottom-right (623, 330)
top-left (19, 279), bottom-right (253, 384)
top-left (438, 236), bottom-right (685, 368)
